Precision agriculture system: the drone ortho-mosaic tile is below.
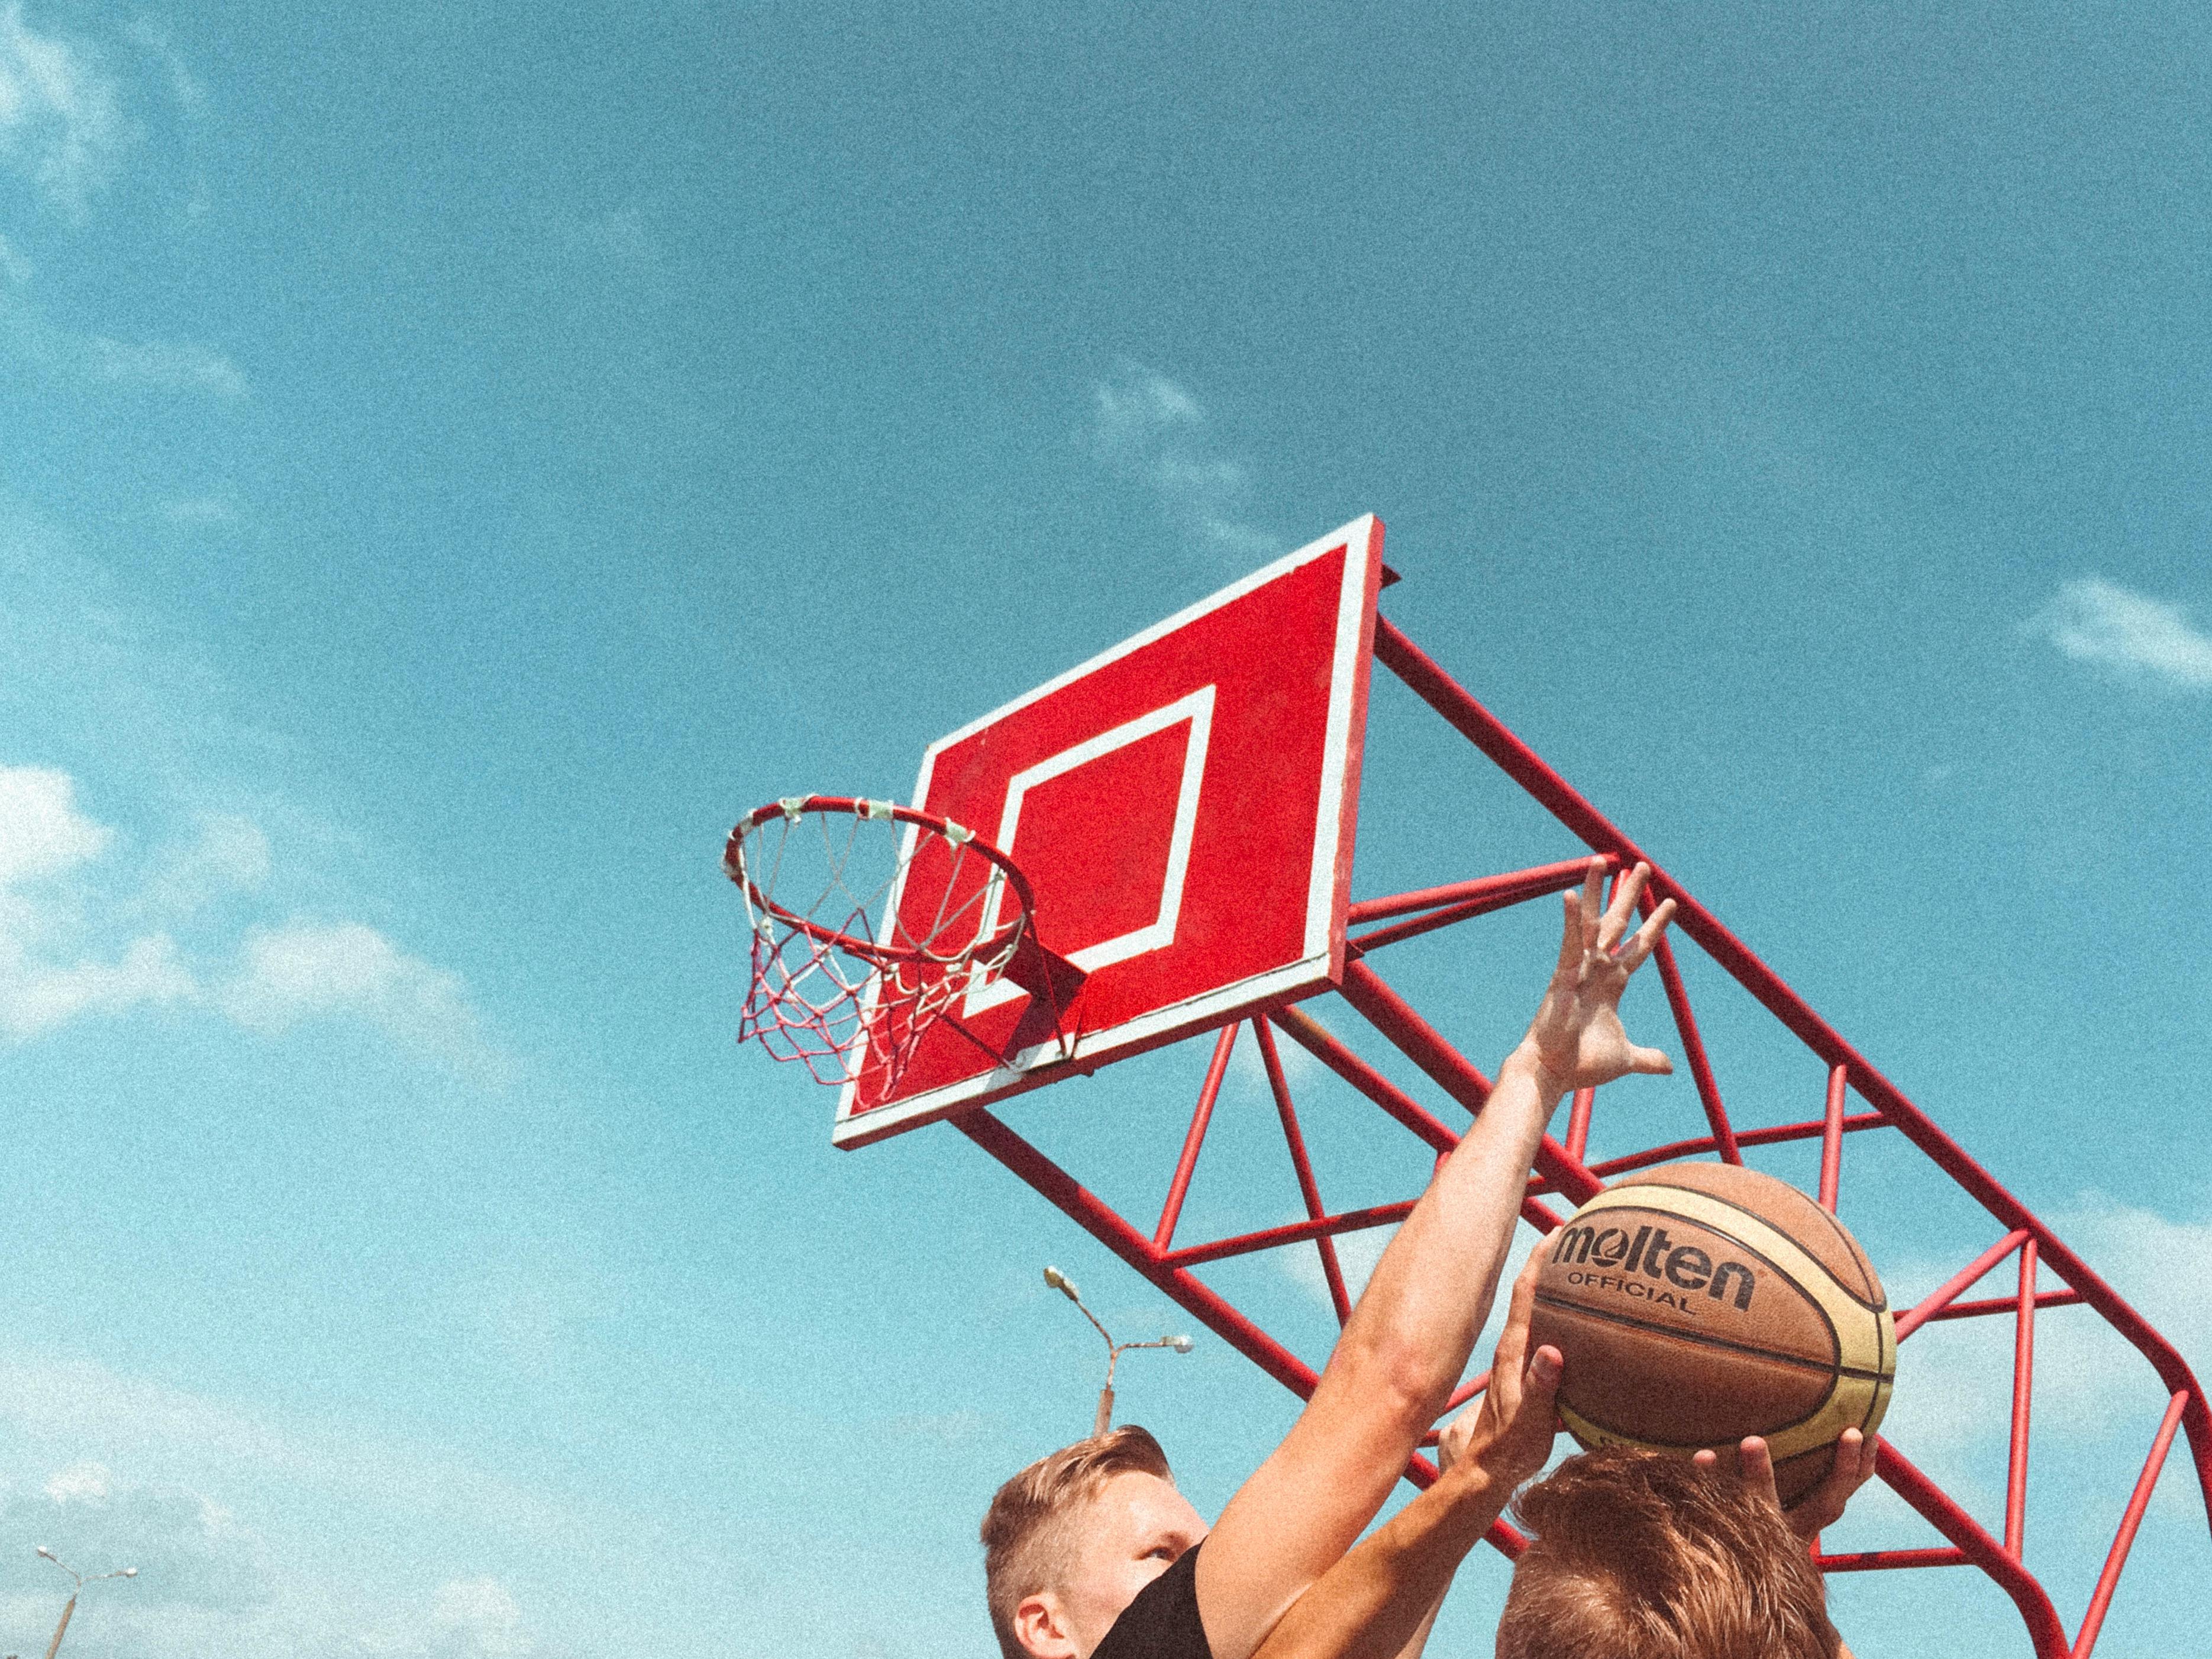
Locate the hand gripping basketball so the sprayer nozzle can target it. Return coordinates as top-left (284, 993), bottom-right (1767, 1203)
top-left (1437, 1250), bottom-right (1565, 1496)
top-left (1516, 858), bottom-right (1678, 1096)
top-left (1694, 1428), bottom-right (1881, 1541)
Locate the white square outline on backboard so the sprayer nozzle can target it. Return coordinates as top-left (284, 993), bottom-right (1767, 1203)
top-left (833, 512), bottom-right (1380, 1147)
top-left (961, 683), bottom-right (1216, 1016)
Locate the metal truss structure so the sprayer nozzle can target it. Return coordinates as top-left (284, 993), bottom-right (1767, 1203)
top-left (943, 617), bottom-right (2210, 1658)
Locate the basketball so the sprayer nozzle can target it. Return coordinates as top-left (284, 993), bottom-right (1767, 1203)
top-left (1529, 1160), bottom-right (1896, 1503)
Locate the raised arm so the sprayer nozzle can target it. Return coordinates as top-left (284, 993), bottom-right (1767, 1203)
top-left (1245, 1252), bottom-right (1565, 1659)
top-left (1194, 860), bottom-right (1674, 1659)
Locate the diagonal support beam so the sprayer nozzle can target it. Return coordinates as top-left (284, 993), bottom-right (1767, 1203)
top-left (1254, 1018), bottom-right (1351, 1323)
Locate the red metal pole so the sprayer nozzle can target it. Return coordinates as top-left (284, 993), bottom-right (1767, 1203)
top-left (1254, 1018), bottom-right (1351, 1323)
top-left (1816, 1547), bottom-right (1969, 1573)
top-left (1155, 1023), bottom-right (1239, 1250)
top-left (1163, 1202), bottom-right (1418, 1270)
top-left (1270, 1006), bottom-right (1461, 1156)
top-left (1894, 1231), bottom-right (2032, 1343)
top-left (1874, 1439), bottom-right (2070, 1657)
top-left (2070, 1390), bottom-right (2191, 1658)
top-left (1916, 1290), bottom-right (2085, 1325)
top-left (1372, 615), bottom-right (2212, 1525)
top-left (957, 1109), bottom-right (1325, 1401)
top-left (955, 1106), bottom-right (1531, 1540)
top-left (1565, 1086), bottom-right (1595, 1163)
top-left (1646, 928), bottom-right (1742, 1165)
top-left (1819, 1063), bottom-right (1848, 1213)
top-left (1347, 858), bottom-right (1612, 926)
top-left (1347, 859), bottom-right (1612, 954)
top-left (1566, 1112), bottom-right (1886, 1185)
top-left (2007, 1237), bottom-right (2038, 1557)
top-left (1337, 958), bottom-right (1596, 1215)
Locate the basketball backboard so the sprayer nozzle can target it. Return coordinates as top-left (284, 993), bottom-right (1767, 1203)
top-left (831, 515), bottom-right (1386, 1147)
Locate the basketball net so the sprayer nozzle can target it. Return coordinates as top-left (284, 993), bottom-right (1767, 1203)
top-left (724, 797), bottom-right (1031, 1095)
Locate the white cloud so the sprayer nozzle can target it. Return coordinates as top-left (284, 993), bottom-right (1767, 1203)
top-left (2026, 577), bottom-right (2212, 692)
top-left (0, 763), bottom-right (109, 883)
top-left (0, 764), bottom-right (195, 1035)
top-left (125, 17), bottom-right (204, 113)
top-left (1280, 1219), bottom-right (1398, 1310)
top-left (160, 495), bottom-right (241, 527)
top-left (45, 1457), bottom-right (114, 1502)
top-left (142, 811), bottom-right (271, 916)
top-left (2, 928), bottom-right (193, 1035)
top-left (1870, 1189), bottom-right (2212, 1537)
top-left (2051, 1191), bottom-right (2212, 1372)
top-left (221, 919), bottom-right (508, 1079)
top-left (0, 1), bottom-right (129, 214)
top-left (0, 763), bottom-right (502, 1076)
top-left (87, 331), bottom-right (249, 398)
top-left (0, 1354), bottom-right (588, 1659)
top-left (431, 1577), bottom-right (532, 1657)
top-left (1090, 364), bottom-right (1280, 559)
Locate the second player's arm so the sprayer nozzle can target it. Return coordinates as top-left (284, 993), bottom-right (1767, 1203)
top-left (1247, 1253), bottom-right (1567, 1659)
top-left (1194, 861), bottom-right (1674, 1659)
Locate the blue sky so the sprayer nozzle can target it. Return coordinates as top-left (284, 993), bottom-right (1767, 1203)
top-left (2, 2), bottom-right (2210, 1654)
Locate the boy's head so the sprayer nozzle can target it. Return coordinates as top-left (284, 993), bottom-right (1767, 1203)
top-left (1497, 1445), bottom-right (1839, 1659)
top-left (980, 1425), bottom-right (1209, 1659)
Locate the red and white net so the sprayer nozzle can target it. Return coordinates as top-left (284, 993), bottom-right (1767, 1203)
top-left (725, 798), bottom-right (1027, 1093)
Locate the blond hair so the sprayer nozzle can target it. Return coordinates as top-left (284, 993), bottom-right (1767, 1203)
top-left (1496, 1445), bottom-right (1839, 1659)
top-left (980, 1426), bottom-right (1175, 1659)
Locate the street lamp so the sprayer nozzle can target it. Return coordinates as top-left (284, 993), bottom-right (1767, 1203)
top-left (1043, 1266), bottom-right (1194, 1436)
top-left (34, 1548), bottom-right (137, 1659)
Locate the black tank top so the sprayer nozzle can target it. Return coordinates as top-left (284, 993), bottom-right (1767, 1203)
top-left (1093, 1540), bottom-right (1213, 1659)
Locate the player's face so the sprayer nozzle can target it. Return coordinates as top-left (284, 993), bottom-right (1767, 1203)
top-left (1054, 1470), bottom-right (1209, 1654)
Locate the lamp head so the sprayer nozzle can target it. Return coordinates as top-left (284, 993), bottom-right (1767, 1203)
top-left (1042, 1266), bottom-right (1081, 1302)
top-left (1170, 1335), bottom-right (1194, 1353)
top-left (121, 1568), bottom-right (139, 1579)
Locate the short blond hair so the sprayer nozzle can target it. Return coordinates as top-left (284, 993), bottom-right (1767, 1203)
top-left (979, 1426), bottom-right (1175, 1659)
top-left (1497, 1445), bottom-right (1839, 1659)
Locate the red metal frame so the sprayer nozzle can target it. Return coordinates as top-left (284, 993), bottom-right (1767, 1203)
top-left (925, 613), bottom-right (2209, 1656)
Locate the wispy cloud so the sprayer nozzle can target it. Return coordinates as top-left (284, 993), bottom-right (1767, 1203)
top-left (2026, 577), bottom-right (2212, 692)
top-left (0, 1), bottom-right (130, 216)
top-left (1869, 1185), bottom-right (2212, 1537)
top-left (160, 495), bottom-right (242, 527)
top-left (0, 766), bottom-right (193, 1035)
top-left (222, 918), bottom-right (507, 1081)
top-left (87, 331), bottom-right (249, 398)
top-left (125, 17), bottom-right (205, 114)
top-left (1089, 364), bottom-right (1280, 559)
top-left (0, 10), bottom-right (237, 394)
top-left (0, 1437), bottom-right (550, 1658)
top-left (0, 762), bottom-right (506, 1079)
top-left (1, 289), bottom-right (250, 400)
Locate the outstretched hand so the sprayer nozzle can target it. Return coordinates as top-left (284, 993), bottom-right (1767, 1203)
top-left (1515, 858), bottom-right (1677, 1098)
top-left (1436, 1248), bottom-right (1562, 1495)
top-left (1693, 1429), bottom-right (1880, 1542)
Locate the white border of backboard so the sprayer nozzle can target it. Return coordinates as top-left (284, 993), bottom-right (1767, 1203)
top-left (962, 684), bottom-right (1215, 1016)
top-left (832, 513), bottom-right (1378, 1147)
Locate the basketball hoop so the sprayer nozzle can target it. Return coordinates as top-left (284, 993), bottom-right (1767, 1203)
top-left (724, 796), bottom-right (1076, 1093)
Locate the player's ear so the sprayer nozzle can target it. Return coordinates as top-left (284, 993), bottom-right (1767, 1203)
top-left (1013, 1590), bottom-right (1080, 1659)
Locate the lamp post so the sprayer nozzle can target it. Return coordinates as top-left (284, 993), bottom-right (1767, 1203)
top-left (34, 1548), bottom-right (137, 1659)
top-left (1043, 1266), bottom-right (1193, 1436)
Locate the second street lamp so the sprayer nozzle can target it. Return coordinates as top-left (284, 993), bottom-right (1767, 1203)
top-left (1044, 1265), bottom-right (1193, 1436)
top-left (33, 1548), bottom-right (137, 1659)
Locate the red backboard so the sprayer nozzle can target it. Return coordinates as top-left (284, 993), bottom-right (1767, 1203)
top-left (832, 515), bottom-right (1386, 1147)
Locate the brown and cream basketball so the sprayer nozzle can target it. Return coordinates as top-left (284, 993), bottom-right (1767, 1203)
top-left (1529, 1160), bottom-right (1895, 1503)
